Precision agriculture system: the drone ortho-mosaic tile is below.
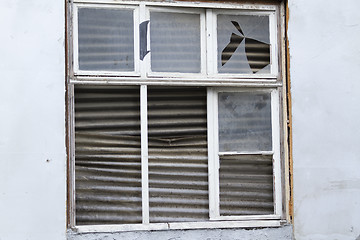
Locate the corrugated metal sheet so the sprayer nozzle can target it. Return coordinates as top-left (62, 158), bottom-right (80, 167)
top-left (148, 87), bottom-right (209, 222)
top-left (73, 85), bottom-right (274, 225)
top-left (74, 85), bottom-right (142, 225)
top-left (219, 154), bottom-right (274, 216)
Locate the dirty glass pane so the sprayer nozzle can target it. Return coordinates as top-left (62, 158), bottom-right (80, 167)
top-left (150, 12), bottom-right (201, 73)
top-left (217, 14), bottom-right (270, 74)
top-left (78, 8), bottom-right (134, 71)
top-left (218, 92), bottom-right (272, 152)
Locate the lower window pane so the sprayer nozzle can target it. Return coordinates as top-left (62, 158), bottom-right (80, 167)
top-left (74, 85), bottom-right (142, 225)
top-left (148, 87), bottom-right (209, 222)
top-left (219, 155), bottom-right (274, 216)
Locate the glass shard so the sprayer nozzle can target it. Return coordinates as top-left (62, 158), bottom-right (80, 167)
top-left (245, 38), bottom-right (270, 74)
top-left (221, 33), bottom-right (244, 66)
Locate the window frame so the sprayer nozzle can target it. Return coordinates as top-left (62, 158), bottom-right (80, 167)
top-left (67, 0), bottom-right (289, 233)
top-left (209, 9), bottom-right (278, 78)
top-left (145, 6), bottom-right (207, 78)
top-left (207, 87), bottom-right (282, 221)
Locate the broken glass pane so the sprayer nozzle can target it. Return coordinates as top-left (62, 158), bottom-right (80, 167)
top-left (217, 14), bottom-right (270, 74)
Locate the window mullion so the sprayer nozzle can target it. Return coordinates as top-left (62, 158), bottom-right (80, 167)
top-left (271, 89), bottom-right (282, 216)
top-left (207, 88), bottom-right (220, 219)
top-left (139, 3), bottom-right (149, 78)
top-left (140, 85), bottom-right (150, 224)
top-left (206, 9), bottom-right (215, 76)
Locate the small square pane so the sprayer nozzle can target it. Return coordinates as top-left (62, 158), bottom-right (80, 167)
top-left (217, 14), bottom-right (270, 74)
top-left (218, 92), bottom-right (272, 152)
top-left (150, 12), bottom-right (201, 73)
top-left (78, 8), bottom-right (134, 71)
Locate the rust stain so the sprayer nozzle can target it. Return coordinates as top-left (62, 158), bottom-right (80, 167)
top-left (285, 0), bottom-right (294, 224)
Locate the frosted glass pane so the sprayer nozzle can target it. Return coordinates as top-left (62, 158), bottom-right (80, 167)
top-left (150, 12), bottom-right (201, 73)
top-left (218, 92), bottom-right (272, 152)
top-left (217, 14), bottom-right (270, 74)
top-left (78, 8), bottom-right (134, 71)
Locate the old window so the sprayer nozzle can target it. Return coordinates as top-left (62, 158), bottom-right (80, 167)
top-left (68, 0), bottom-right (286, 232)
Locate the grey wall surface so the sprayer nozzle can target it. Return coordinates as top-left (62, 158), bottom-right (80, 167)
top-left (288, 0), bottom-right (360, 239)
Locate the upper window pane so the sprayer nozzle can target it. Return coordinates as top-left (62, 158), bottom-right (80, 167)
top-left (218, 92), bottom-right (272, 152)
top-left (78, 8), bottom-right (134, 71)
top-left (150, 12), bottom-right (201, 73)
top-left (217, 14), bottom-right (270, 74)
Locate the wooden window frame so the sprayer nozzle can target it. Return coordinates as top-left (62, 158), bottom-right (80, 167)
top-left (67, 0), bottom-right (289, 233)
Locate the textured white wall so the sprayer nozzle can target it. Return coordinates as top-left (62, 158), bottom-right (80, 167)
top-left (288, 1), bottom-right (360, 239)
top-left (0, 0), bottom-right (66, 240)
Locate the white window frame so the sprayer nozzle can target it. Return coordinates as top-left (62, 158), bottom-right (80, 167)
top-left (207, 87), bottom-right (282, 221)
top-left (145, 6), bottom-right (207, 78)
top-left (68, 0), bottom-right (287, 233)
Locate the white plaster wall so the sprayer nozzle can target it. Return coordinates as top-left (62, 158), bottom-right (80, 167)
top-left (288, 1), bottom-right (360, 239)
top-left (0, 0), bottom-right (66, 240)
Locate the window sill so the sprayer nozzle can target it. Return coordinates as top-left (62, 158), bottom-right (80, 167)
top-left (71, 219), bottom-right (285, 233)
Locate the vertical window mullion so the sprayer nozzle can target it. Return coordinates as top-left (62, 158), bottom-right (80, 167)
top-left (269, 11), bottom-right (278, 76)
top-left (139, 3), bottom-right (149, 78)
top-left (207, 88), bottom-right (220, 219)
top-left (72, 5), bottom-right (79, 73)
top-left (141, 85), bottom-right (150, 224)
top-left (271, 89), bottom-right (282, 216)
top-left (69, 84), bottom-right (76, 228)
top-left (206, 9), bottom-right (215, 76)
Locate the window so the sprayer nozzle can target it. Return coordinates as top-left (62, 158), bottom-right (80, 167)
top-left (68, 0), bottom-right (287, 232)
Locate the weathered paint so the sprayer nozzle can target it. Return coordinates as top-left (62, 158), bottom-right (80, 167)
top-left (68, 225), bottom-right (293, 240)
top-left (288, 0), bottom-right (360, 239)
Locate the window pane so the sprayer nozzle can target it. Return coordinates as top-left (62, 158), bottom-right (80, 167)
top-left (150, 12), bottom-right (201, 73)
top-left (78, 8), bottom-right (134, 71)
top-left (217, 14), bottom-right (270, 74)
top-left (218, 92), bottom-right (272, 152)
top-left (148, 87), bottom-right (208, 222)
top-left (74, 85), bottom-right (141, 225)
top-left (219, 155), bottom-right (274, 216)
